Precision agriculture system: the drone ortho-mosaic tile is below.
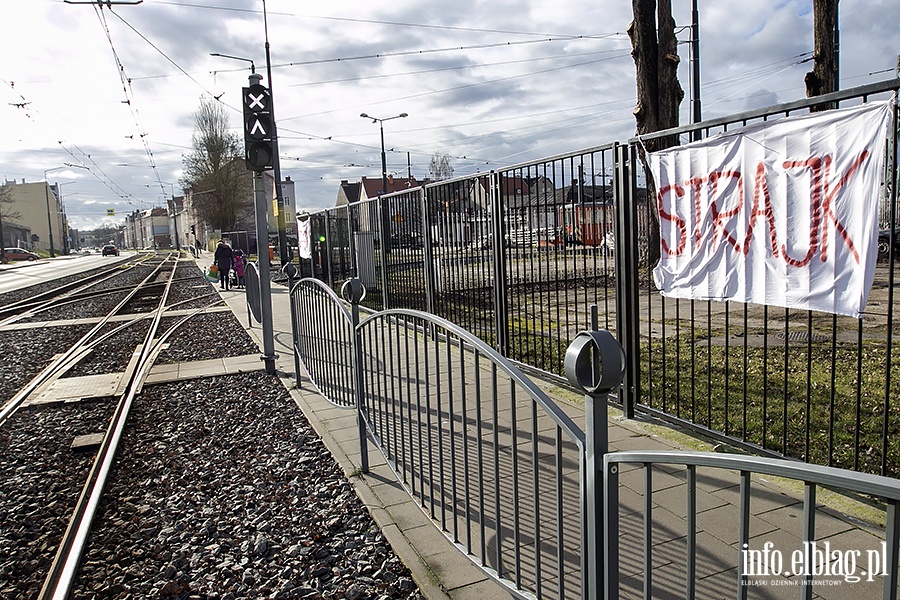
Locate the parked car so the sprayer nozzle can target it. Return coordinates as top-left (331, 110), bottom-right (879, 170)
top-left (878, 227), bottom-right (900, 260)
top-left (102, 244), bottom-right (120, 256)
top-left (2, 247), bottom-right (39, 262)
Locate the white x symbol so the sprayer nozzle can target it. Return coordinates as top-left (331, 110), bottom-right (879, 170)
top-left (248, 92), bottom-right (265, 110)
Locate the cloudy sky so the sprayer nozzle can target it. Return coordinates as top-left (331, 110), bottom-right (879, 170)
top-left (2, 0), bottom-right (898, 231)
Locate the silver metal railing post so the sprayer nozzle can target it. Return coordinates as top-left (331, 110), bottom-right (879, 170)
top-left (346, 277), bottom-right (370, 472)
top-left (564, 329), bottom-right (625, 600)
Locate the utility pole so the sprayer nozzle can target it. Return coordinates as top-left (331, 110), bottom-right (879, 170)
top-left (253, 168), bottom-right (278, 375)
top-left (261, 0), bottom-right (290, 268)
top-left (690, 0), bottom-right (701, 126)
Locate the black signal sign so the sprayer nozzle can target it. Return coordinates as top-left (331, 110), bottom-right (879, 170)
top-left (242, 84), bottom-right (274, 171)
top-left (244, 84), bottom-right (269, 113)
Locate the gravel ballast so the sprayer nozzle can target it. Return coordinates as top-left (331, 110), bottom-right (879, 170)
top-left (0, 261), bottom-right (425, 599)
top-left (73, 371), bottom-right (421, 599)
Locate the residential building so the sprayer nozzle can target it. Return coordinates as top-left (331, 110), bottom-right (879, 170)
top-left (124, 207), bottom-right (170, 249)
top-left (0, 179), bottom-right (68, 255)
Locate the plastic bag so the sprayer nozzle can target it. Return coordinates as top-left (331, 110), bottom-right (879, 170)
top-left (205, 264), bottom-right (219, 282)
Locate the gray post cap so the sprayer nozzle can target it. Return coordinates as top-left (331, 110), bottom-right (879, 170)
top-left (340, 277), bottom-right (366, 304)
top-left (564, 330), bottom-right (625, 394)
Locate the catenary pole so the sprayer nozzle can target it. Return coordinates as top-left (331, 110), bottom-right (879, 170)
top-left (691, 0), bottom-right (701, 126)
top-left (262, 0), bottom-right (290, 268)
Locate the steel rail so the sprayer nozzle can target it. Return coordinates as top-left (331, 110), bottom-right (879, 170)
top-left (0, 253), bottom-right (157, 326)
top-left (38, 253), bottom-right (183, 600)
top-left (0, 255), bottom-right (177, 427)
top-left (5, 275), bottom-right (206, 319)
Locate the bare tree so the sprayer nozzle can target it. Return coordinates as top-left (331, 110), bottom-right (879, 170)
top-left (428, 152), bottom-right (454, 181)
top-left (629, 0), bottom-right (684, 264)
top-left (180, 96), bottom-right (254, 232)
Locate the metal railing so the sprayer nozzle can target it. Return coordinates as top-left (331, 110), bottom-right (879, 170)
top-left (296, 78), bottom-right (900, 478)
top-left (290, 276), bottom-right (900, 599)
top-left (292, 276), bottom-right (620, 599)
top-left (603, 450), bottom-right (900, 600)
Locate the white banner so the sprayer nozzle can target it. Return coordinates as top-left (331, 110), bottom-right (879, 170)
top-left (650, 100), bottom-right (893, 317)
top-left (298, 218), bottom-right (311, 260)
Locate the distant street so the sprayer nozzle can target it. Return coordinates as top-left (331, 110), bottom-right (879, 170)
top-left (0, 253), bottom-right (129, 296)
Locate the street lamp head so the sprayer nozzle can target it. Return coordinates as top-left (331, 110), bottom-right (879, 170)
top-left (360, 111), bottom-right (408, 123)
top-left (209, 52), bottom-right (256, 73)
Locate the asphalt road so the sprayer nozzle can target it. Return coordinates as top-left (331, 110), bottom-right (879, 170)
top-left (0, 252), bottom-right (131, 296)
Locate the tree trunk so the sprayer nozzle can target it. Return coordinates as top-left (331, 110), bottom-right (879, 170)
top-left (805, 0), bottom-right (839, 111)
top-left (656, 0), bottom-right (684, 133)
top-left (629, 0), bottom-right (660, 148)
top-left (629, 0), bottom-right (683, 266)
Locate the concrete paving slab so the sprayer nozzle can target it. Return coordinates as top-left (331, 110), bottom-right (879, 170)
top-left (755, 502), bottom-right (855, 539)
top-left (651, 477), bottom-right (731, 518)
top-left (697, 502), bottom-right (780, 546)
top-left (25, 372), bottom-right (121, 406)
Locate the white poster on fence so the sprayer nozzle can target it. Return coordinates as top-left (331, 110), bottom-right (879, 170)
top-left (649, 100), bottom-right (894, 318)
top-left (298, 218), bottom-right (311, 260)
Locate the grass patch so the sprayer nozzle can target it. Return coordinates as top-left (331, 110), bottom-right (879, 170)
top-left (641, 332), bottom-right (900, 477)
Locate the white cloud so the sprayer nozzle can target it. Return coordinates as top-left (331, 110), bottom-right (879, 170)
top-left (2, 0), bottom-right (897, 229)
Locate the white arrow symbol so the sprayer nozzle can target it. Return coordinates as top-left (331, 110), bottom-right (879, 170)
top-left (248, 92), bottom-right (265, 110)
top-left (250, 118), bottom-right (267, 136)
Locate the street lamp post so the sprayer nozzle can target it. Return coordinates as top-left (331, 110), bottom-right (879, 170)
top-left (360, 112), bottom-right (408, 195)
top-left (360, 112), bottom-right (408, 264)
top-left (44, 163), bottom-right (89, 257)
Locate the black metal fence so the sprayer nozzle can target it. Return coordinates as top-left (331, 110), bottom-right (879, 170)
top-left (291, 277), bottom-right (605, 600)
top-left (296, 78), bottom-right (900, 477)
top-left (290, 276), bottom-right (900, 600)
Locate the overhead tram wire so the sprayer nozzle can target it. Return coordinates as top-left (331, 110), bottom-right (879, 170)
top-left (274, 92), bottom-right (637, 175)
top-left (285, 50), bottom-right (823, 166)
top-left (106, 9), bottom-right (216, 99)
top-left (700, 51), bottom-right (815, 90)
top-left (91, 4), bottom-right (168, 200)
top-left (275, 48), bottom-right (817, 180)
top-left (703, 54), bottom-right (816, 109)
top-left (150, 0), bottom-right (620, 40)
top-left (285, 47), bottom-right (629, 89)
top-left (128, 35), bottom-right (625, 83)
top-left (266, 35), bottom-right (624, 71)
top-left (87, 3), bottom-right (209, 202)
top-left (60, 143), bottom-right (151, 208)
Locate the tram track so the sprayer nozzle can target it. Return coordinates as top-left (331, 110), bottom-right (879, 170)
top-left (0, 254), bottom-right (158, 325)
top-left (0, 256), bottom-right (422, 599)
top-left (38, 254), bottom-right (185, 599)
top-left (0, 253), bottom-right (230, 598)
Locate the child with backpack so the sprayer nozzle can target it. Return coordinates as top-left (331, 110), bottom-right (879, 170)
top-left (233, 249), bottom-right (247, 289)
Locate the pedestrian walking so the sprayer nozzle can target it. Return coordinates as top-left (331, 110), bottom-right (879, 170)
top-left (233, 249), bottom-right (247, 289)
top-left (214, 240), bottom-right (234, 291)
